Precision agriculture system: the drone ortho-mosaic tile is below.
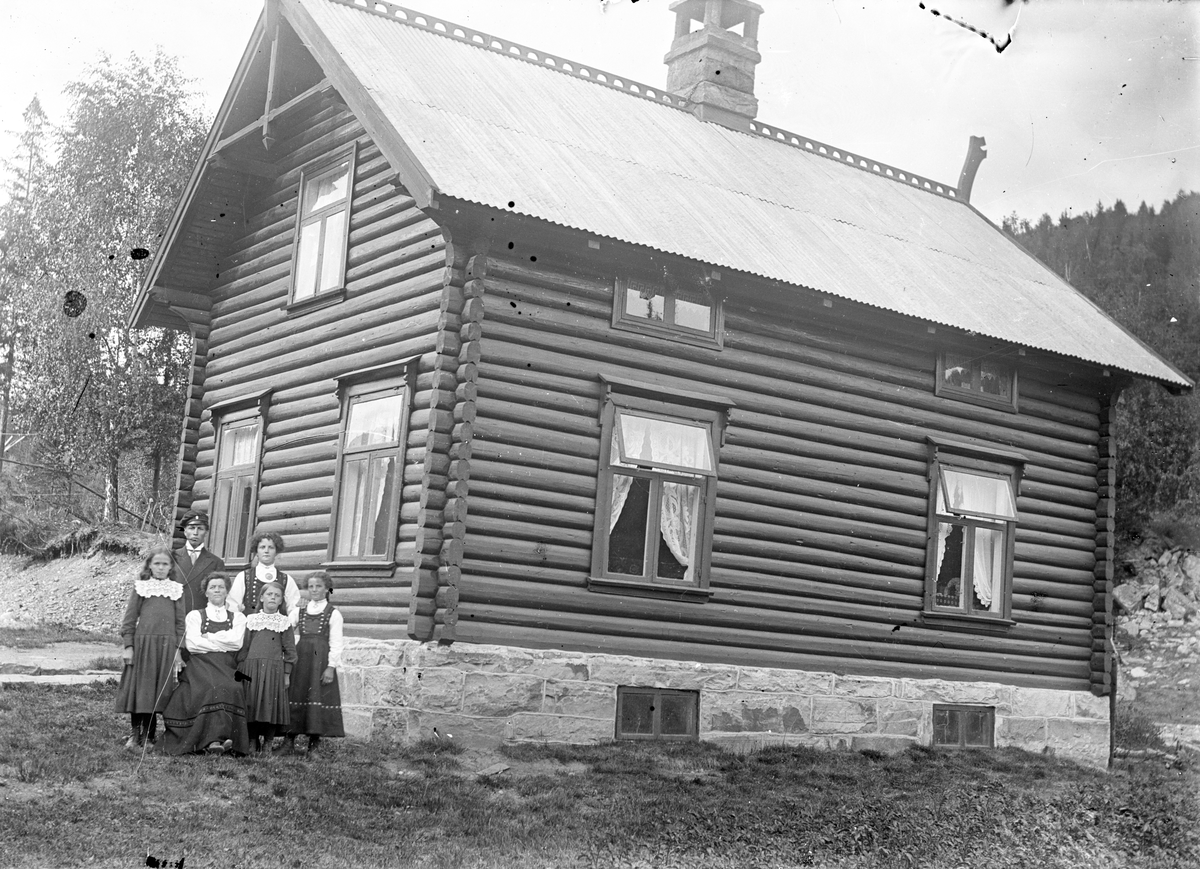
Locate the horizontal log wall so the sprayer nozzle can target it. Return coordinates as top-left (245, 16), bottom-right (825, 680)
top-left (456, 243), bottom-right (1106, 691)
top-left (183, 103), bottom-right (447, 635)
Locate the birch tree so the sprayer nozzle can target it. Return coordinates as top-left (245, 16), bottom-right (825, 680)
top-left (14, 51), bottom-right (205, 522)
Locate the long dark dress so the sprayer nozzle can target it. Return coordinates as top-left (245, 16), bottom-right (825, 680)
top-left (288, 605), bottom-right (345, 737)
top-left (162, 608), bottom-right (251, 756)
top-left (114, 581), bottom-right (186, 714)
top-left (236, 616), bottom-right (297, 726)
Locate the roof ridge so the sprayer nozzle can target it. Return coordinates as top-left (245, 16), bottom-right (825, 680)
top-left (326, 0), bottom-right (691, 109)
top-left (325, 0), bottom-right (962, 203)
top-left (744, 120), bottom-right (960, 202)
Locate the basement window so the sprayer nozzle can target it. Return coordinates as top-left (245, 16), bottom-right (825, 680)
top-left (616, 688), bottom-right (699, 741)
top-left (935, 350), bottom-right (1017, 412)
top-left (612, 274), bottom-right (723, 348)
top-left (932, 704), bottom-right (995, 749)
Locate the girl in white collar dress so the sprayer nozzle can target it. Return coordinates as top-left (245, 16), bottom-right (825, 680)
top-left (285, 571), bottom-right (345, 754)
top-left (235, 581), bottom-right (297, 754)
top-left (114, 546), bottom-right (186, 750)
top-left (161, 573), bottom-right (251, 756)
top-left (228, 531), bottom-right (301, 615)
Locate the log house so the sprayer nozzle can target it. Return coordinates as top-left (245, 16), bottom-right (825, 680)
top-left (130, 0), bottom-right (1191, 765)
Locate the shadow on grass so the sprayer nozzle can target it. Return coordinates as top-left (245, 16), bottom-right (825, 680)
top-left (0, 624), bottom-right (120, 649)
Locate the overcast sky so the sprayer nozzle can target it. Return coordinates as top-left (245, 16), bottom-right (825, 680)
top-left (1, 0), bottom-right (1196, 225)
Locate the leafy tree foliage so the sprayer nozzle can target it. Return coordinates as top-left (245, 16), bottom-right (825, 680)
top-left (1004, 193), bottom-right (1200, 537)
top-left (1, 51), bottom-right (206, 524)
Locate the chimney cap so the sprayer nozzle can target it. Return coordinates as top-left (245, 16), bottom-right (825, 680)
top-left (669, 0), bottom-right (765, 24)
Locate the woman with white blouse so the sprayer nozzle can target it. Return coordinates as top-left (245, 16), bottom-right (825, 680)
top-left (161, 573), bottom-right (251, 755)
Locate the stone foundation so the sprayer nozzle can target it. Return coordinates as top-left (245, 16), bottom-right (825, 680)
top-left (340, 639), bottom-right (1110, 768)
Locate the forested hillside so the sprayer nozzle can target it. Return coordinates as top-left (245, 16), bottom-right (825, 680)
top-left (1003, 192), bottom-right (1200, 539)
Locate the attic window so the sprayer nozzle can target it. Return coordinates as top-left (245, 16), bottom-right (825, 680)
top-left (612, 274), bottom-right (723, 349)
top-left (935, 350), bottom-right (1017, 412)
top-left (290, 146), bottom-right (356, 308)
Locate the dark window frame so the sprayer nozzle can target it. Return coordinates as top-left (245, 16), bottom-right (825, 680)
top-left (288, 144), bottom-right (357, 311)
top-left (921, 437), bottom-right (1024, 629)
top-left (934, 349), bottom-right (1019, 413)
top-left (615, 687), bottom-right (700, 741)
top-left (588, 377), bottom-right (732, 603)
top-left (323, 360), bottom-right (416, 573)
top-left (611, 274), bottom-right (725, 349)
top-left (932, 704), bottom-right (995, 749)
top-left (208, 390), bottom-right (271, 568)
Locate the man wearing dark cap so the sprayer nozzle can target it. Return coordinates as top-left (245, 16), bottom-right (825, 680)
top-left (173, 511), bottom-right (226, 612)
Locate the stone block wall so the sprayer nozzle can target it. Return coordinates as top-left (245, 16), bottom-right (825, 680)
top-left (339, 639), bottom-right (1110, 768)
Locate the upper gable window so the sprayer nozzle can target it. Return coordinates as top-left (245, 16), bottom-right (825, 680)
top-left (612, 274), bottom-right (723, 348)
top-left (291, 147), bottom-right (355, 306)
top-left (935, 351), bottom-right (1017, 412)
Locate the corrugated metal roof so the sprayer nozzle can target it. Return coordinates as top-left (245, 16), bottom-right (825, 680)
top-left (288, 0), bottom-right (1190, 388)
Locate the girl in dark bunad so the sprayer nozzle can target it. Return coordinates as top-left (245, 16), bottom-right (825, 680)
top-left (235, 581), bottom-right (297, 754)
top-left (114, 545), bottom-right (186, 750)
top-left (161, 573), bottom-right (251, 756)
top-left (228, 531), bottom-right (301, 617)
top-left (285, 571), bottom-right (344, 755)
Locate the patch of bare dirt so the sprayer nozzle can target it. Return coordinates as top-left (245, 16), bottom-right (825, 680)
top-left (0, 551), bottom-right (141, 633)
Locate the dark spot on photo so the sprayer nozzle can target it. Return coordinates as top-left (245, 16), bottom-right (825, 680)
top-left (130, 248), bottom-right (150, 260)
top-left (62, 290), bottom-right (87, 318)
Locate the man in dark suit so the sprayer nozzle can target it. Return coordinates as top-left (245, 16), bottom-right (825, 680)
top-left (173, 510), bottom-right (226, 612)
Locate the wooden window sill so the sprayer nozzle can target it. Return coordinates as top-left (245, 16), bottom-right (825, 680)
top-left (588, 576), bottom-right (713, 603)
top-left (919, 611), bottom-right (1016, 633)
top-left (611, 317), bottom-right (723, 350)
top-left (286, 287), bottom-right (346, 316)
top-left (320, 560), bottom-right (397, 577)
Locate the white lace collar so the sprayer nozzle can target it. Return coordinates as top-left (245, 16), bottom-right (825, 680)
top-left (246, 611), bottom-right (291, 632)
top-left (135, 578), bottom-right (182, 600)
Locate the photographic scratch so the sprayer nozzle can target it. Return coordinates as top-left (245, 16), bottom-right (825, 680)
top-left (917, 0), bottom-right (1023, 54)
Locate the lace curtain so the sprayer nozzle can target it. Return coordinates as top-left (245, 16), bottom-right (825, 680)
top-left (608, 414), bottom-right (709, 582)
top-left (935, 469), bottom-right (1012, 611)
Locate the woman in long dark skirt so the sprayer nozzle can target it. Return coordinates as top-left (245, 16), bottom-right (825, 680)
top-left (162, 573), bottom-right (251, 756)
top-left (284, 571), bottom-right (344, 755)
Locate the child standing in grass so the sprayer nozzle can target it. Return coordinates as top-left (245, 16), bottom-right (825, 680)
top-left (285, 571), bottom-right (345, 755)
top-left (114, 545), bottom-right (186, 750)
top-left (235, 581), bottom-right (296, 755)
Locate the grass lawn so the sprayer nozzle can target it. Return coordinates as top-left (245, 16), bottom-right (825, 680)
top-left (1, 683), bottom-right (1198, 869)
top-left (0, 624), bottom-right (120, 649)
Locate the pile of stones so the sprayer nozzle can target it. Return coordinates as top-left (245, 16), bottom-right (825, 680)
top-left (1113, 545), bottom-right (1200, 638)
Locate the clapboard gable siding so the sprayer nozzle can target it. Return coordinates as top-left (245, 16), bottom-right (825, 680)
top-left (185, 99), bottom-right (449, 635)
top-left (451, 234), bottom-right (1105, 691)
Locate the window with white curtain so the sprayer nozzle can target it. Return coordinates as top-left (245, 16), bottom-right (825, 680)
top-left (330, 378), bottom-right (408, 562)
top-left (210, 408), bottom-right (262, 563)
top-left (925, 449), bottom-right (1020, 622)
top-left (291, 147), bottom-right (355, 305)
top-left (590, 385), bottom-right (728, 599)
